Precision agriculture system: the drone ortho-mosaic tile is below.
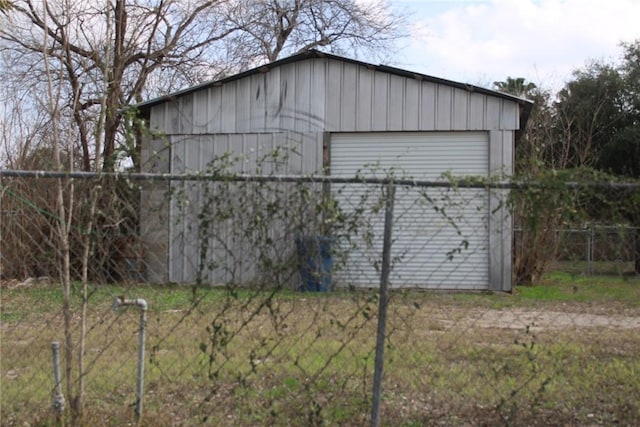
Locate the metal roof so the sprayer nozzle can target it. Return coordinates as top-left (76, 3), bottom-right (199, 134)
top-left (136, 49), bottom-right (533, 127)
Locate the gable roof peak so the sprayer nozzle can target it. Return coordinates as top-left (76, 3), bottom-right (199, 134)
top-left (137, 49), bottom-right (532, 115)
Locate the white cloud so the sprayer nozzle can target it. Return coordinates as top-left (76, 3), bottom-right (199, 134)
top-left (395, 0), bottom-right (640, 89)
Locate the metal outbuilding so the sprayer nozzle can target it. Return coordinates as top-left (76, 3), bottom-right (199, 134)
top-left (137, 50), bottom-right (531, 291)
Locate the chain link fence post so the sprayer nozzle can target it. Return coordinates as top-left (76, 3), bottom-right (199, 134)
top-left (371, 181), bottom-right (395, 427)
top-left (587, 226), bottom-right (594, 275)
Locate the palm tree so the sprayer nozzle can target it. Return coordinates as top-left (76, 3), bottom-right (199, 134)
top-left (493, 77), bottom-right (537, 99)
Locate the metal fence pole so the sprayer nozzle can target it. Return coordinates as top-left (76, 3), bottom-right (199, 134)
top-left (586, 226), bottom-right (593, 275)
top-left (635, 227), bottom-right (640, 274)
top-left (51, 341), bottom-right (65, 416)
top-left (135, 302), bottom-right (148, 423)
top-left (371, 181), bottom-right (395, 427)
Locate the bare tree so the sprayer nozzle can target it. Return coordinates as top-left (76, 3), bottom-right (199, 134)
top-left (1, 0), bottom-right (404, 172)
top-left (0, 0), bottom-right (404, 288)
top-left (1, 3), bottom-right (404, 418)
top-left (1, 0), bottom-right (238, 171)
top-left (221, 0), bottom-right (404, 68)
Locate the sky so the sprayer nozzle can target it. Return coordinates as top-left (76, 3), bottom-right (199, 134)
top-left (389, 0), bottom-right (640, 91)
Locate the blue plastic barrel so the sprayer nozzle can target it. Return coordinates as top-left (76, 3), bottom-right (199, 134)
top-left (295, 236), bottom-right (333, 292)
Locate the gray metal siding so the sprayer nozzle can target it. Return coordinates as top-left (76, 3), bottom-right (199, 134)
top-left (488, 130), bottom-right (514, 291)
top-left (322, 61), bottom-right (520, 133)
top-left (167, 132), bottom-right (322, 283)
top-left (404, 78), bottom-right (421, 130)
top-left (149, 57), bottom-right (521, 138)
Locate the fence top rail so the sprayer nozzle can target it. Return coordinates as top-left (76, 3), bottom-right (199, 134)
top-left (1, 169), bottom-right (639, 190)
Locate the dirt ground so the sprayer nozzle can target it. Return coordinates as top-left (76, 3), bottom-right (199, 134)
top-left (457, 308), bottom-right (640, 330)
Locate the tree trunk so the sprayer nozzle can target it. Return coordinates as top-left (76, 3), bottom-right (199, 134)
top-left (103, 0), bottom-right (126, 172)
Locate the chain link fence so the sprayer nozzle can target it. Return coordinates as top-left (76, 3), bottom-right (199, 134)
top-left (549, 226), bottom-right (639, 275)
top-left (1, 170), bottom-right (639, 426)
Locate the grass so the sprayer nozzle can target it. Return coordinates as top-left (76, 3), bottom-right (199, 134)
top-left (1, 273), bottom-right (639, 426)
top-left (420, 271), bottom-right (640, 311)
top-left (529, 270), bottom-right (640, 298)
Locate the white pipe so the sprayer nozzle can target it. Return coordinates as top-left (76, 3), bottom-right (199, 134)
top-left (113, 296), bottom-right (148, 422)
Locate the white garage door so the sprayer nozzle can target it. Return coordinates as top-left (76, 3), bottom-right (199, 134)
top-left (330, 132), bottom-right (490, 289)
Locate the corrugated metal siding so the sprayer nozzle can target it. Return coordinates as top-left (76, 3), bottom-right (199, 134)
top-left (150, 57), bottom-right (520, 138)
top-left (168, 132), bottom-right (322, 284)
top-left (331, 132), bottom-right (490, 289)
top-left (153, 60), bottom-right (328, 136)
top-left (322, 61), bottom-right (519, 133)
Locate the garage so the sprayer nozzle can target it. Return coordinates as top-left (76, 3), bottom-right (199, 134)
top-left (138, 50), bottom-right (531, 291)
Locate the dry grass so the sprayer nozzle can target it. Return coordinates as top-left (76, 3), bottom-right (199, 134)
top-left (2, 276), bottom-right (640, 426)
